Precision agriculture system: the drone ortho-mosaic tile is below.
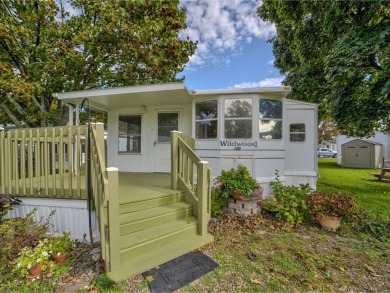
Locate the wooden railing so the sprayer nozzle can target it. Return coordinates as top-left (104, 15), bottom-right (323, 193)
top-left (0, 126), bottom-right (87, 198)
top-left (90, 123), bottom-right (120, 272)
top-left (171, 131), bottom-right (211, 236)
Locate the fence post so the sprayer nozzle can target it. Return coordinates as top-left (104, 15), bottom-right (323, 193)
top-left (171, 131), bottom-right (179, 190)
top-left (106, 167), bottom-right (120, 271)
top-left (198, 161), bottom-right (209, 236)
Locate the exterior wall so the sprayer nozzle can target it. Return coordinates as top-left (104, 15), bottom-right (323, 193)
top-left (194, 95), bottom-right (318, 197)
top-left (284, 100), bottom-right (318, 190)
top-left (337, 132), bottom-right (390, 166)
top-left (6, 198), bottom-right (99, 241)
top-left (107, 104), bottom-right (192, 172)
top-left (103, 93), bottom-right (318, 197)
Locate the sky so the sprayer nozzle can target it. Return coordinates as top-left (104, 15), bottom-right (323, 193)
top-left (177, 0), bottom-right (284, 90)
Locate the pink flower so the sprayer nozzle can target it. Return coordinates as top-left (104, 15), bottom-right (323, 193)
top-left (220, 179), bottom-right (225, 185)
top-left (214, 182), bottom-right (217, 186)
top-left (233, 189), bottom-right (237, 193)
top-left (239, 196), bottom-right (246, 201)
top-left (258, 188), bottom-right (263, 194)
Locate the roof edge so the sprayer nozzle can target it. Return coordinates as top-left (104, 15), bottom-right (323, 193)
top-left (55, 82), bottom-right (188, 100)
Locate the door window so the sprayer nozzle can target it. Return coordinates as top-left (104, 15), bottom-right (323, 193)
top-left (157, 112), bottom-right (179, 142)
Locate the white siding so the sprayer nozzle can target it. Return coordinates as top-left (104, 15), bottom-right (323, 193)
top-left (6, 198), bottom-right (99, 241)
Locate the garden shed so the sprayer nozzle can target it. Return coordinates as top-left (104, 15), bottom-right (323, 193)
top-left (341, 139), bottom-right (383, 168)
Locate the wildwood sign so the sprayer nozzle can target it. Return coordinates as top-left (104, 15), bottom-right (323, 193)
top-left (220, 141), bottom-right (258, 147)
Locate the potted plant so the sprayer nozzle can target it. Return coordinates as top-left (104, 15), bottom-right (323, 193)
top-left (306, 191), bottom-right (357, 231)
top-left (48, 232), bottom-right (73, 263)
top-left (14, 242), bottom-right (52, 277)
top-left (215, 165), bottom-right (262, 201)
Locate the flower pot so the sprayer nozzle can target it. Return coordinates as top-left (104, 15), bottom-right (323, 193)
top-left (231, 191), bottom-right (247, 201)
top-left (28, 263), bottom-right (42, 276)
top-left (53, 254), bottom-right (67, 263)
top-left (317, 215), bottom-right (341, 232)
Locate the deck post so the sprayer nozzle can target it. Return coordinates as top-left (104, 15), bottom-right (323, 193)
top-left (106, 167), bottom-right (120, 271)
top-left (198, 161), bottom-right (209, 236)
top-left (171, 131), bottom-right (179, 190)
top-left (92, 123), bottom-right (105, 167)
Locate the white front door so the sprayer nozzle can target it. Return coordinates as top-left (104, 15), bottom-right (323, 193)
top-left (154, 112), bottom-right (180, 172)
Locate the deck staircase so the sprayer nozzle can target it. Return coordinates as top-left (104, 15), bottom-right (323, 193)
top-left (107, 189), bottom-right (213, 281)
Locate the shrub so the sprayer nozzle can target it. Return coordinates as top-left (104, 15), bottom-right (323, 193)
top-left (261, 171), bottom-right (312, 225)
top-left (211, 188), bottom-right (226, 217)
top-left (0, 194), bottom-right (21, 222)
top-left (306, 191), bottom-right (358, 220)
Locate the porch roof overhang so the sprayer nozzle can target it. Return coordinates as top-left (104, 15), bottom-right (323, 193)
top-left (54, 83), bottom-right (193, 112)
top-left (55, 83), bottom-right (292, 112)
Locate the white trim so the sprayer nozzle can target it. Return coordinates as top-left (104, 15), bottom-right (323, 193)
top-left (284, 171), bottom-right (317, 176)
top-left (16, 197), bottom-right (87, 208)
top-left (55, 83), bottom-right (189, 99)
top-left (191, 86), bottom-right (291, 96)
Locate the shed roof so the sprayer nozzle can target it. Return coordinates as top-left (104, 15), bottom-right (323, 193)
top-left (341, 139), bottom-right (383, 146)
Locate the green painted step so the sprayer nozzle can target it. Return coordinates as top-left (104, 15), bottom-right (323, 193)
top-left (119, 192), bottom-right (184, 214)
top-left (120, 217), bottom-right (198, 260)
top-left (120, 216), bottom-right (198, 250)
top-left (107, 233), bottom-right (214, 282)
top-left (120, 202), bottom-right (193, 235)
top-left (119, 189), bottom-right (183, 203)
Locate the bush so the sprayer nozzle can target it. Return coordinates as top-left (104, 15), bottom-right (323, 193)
top-left (261, 171), bottom-right (312, 225)
top-left (211, 188), bottom-right (226, 217)
top-left (306, 191), bottom-right (358, 220)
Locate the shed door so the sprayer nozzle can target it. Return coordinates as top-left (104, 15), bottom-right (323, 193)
top-left (357, 146), bottom-right (370, 167)
top-left (345, 146), bottom-right (370, 168)
top-left (154, 112), bottom-right (179, 172)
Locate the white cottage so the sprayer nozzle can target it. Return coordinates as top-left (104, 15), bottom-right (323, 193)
top-left (57, 82), bottom-right (318, 194)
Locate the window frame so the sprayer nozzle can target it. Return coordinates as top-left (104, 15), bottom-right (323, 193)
top-left (194, 99), bottom-right (219, 140)
top-left (224, 97), bottom-right (253, 140)
top-left (289, 123), bottom-right (306, 142)
top-left (258, 98), bottom-right (283, 140)
top-left (118, 115), bottom-right (142, 154)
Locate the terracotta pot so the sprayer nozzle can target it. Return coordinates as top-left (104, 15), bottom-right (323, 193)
top-left (318, 215), bottom-right (341, 232)
top-left (28, 263), bottom-right (42, 277)
top-left (53, 254), bottom-right (67, 263)
top-left (231, 191), bottom-right (243, 200)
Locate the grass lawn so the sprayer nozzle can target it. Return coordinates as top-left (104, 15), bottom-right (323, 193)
top-left (317, 158), bottom-right (390, 221)
top-left (126, 160), bottom-right (390, 292)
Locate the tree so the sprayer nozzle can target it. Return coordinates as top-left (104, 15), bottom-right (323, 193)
top-left (318, 117), bottom-right (340, 145)
top-left (0, 0), bottom-right (196, 127)
top-left (258, 0), bottom-right (389, 137)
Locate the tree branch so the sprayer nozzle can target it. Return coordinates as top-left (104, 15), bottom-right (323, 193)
top-left (0, 39), bottom-right (27, 76)
top-left (0, 102), bottom-right (25, 128)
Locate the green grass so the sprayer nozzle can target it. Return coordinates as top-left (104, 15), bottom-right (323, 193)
top-left (171, 160), bottom-right (390, 292)
top-left (317, 158), bottom-right (390, 221)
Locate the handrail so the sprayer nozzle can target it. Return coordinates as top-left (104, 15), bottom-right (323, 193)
top-left (0, 126), bottom-right (87, 198)
top-left (90, 123), bottom-right (120, 272)
top-left (171, 131), bottom-right (211, 236)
